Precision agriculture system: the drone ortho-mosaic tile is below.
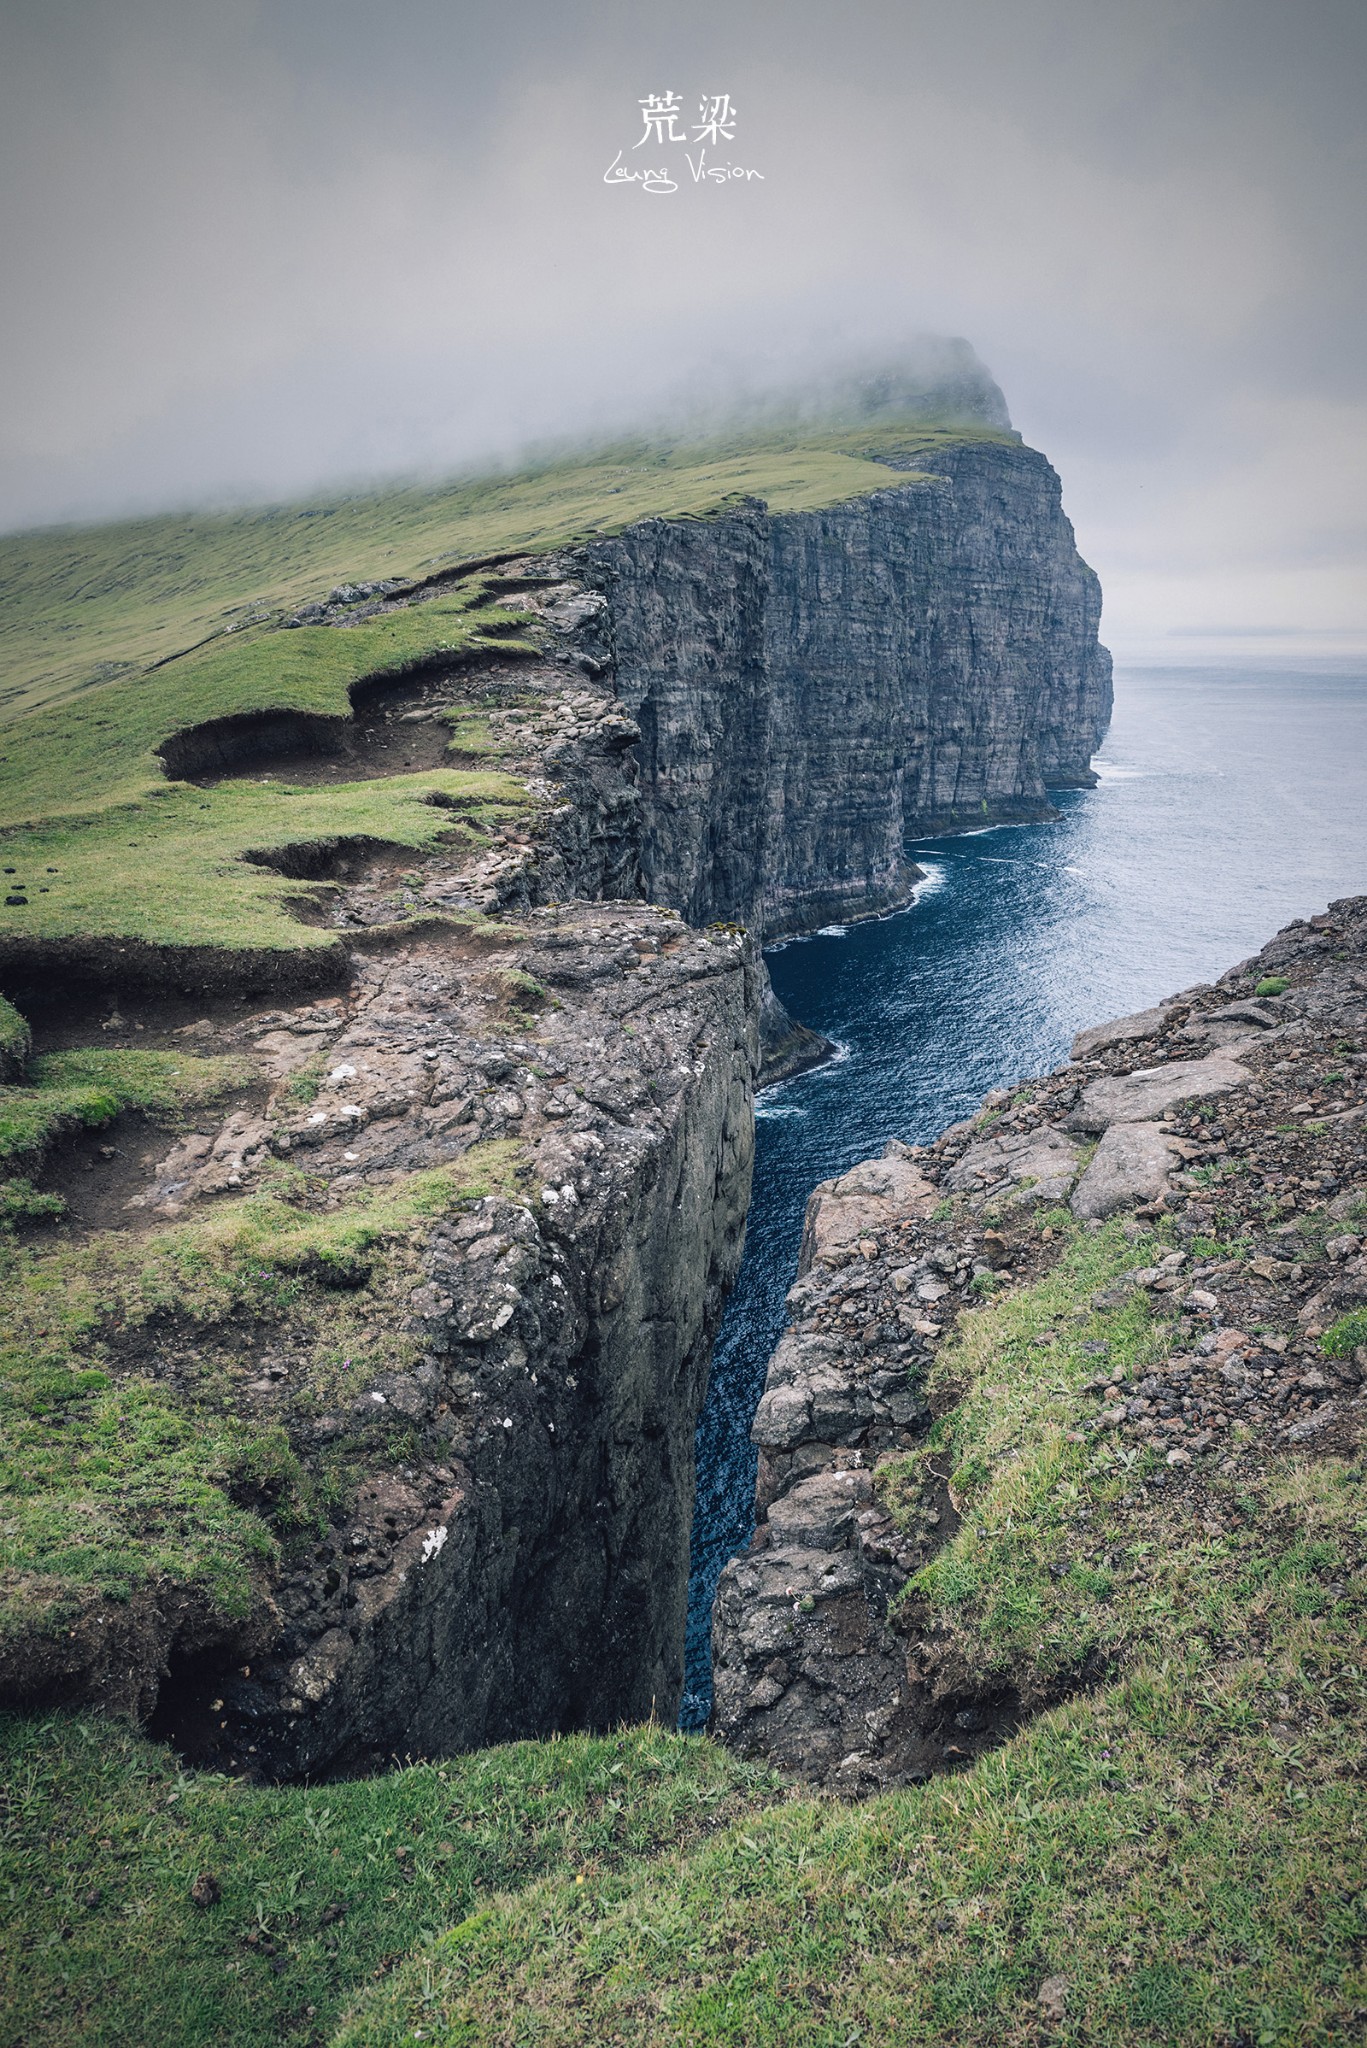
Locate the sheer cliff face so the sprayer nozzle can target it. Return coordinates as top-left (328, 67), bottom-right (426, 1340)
top-left (4, 436), bottom-right (1110, 1778)
top-left (0, 609), bottom-right (758, 1781)
top-left (585, 440), bottom-right (1112, 940)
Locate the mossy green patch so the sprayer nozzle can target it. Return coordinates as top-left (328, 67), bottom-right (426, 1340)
top-left (0, 1715), bottom-right (772, 2048)
top-left (0, 1145), bottom-right (524, 1633)
top-left (0, 768), bottom-right (525, 954)
top-left (0, 1178), bottom-right (65, 1230)
top-left (0, 1374), bottom-right (298, 1625)
top-left (0, 992), bottom-right (31, 1078)
top-left (0, 1048), bottom-right (255, 1165)
top-left (1322, 1308), bottom-right (1367, 1359)
top-left (881, 1219), bottom-right (1182, 1687)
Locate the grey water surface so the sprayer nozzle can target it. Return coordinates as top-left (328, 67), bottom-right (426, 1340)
top-left (681, 663), bottom-right (1367, 1726)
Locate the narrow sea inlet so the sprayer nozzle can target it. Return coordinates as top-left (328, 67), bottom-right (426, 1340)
top-left (682, 661), bottom-right (1367, 1724)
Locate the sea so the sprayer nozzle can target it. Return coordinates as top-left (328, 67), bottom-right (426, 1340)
top-left (680, 662), bottom-right (1367, 1727)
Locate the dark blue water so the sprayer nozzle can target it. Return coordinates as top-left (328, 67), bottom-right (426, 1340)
top-left (680, 663), bottom-right (1367, 1726)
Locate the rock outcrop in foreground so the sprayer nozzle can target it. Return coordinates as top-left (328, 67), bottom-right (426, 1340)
top-left (713, 899), bottom-right (1367, 1790)
top-left (0, 575), bottom-right (758, 1777)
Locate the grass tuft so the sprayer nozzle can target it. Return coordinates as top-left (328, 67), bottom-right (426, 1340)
top-left (1322, 1308), bottom-right (1367, 1359)
top-left (0, 1048), bottom-right (256, 1166)
top-left (0, 1145), bottom-right (525, 1637)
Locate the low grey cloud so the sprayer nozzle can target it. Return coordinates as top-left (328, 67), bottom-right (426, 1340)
top-left (1, 0), bottom-right (1363, 658)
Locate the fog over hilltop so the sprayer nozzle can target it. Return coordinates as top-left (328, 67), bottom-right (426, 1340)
top-left (1, 0), bottom-right (1364, 661)
top-left (622, 337), bottom-right (1013, 442)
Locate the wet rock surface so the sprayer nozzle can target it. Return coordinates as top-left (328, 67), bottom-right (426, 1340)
top-left (712, 897), bottom-right (1367, 1793)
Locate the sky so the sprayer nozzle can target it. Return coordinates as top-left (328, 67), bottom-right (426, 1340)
top-left (1, 0), bottom-right (1364, 663)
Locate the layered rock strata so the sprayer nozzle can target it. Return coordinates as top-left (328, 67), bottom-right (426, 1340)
top-left (2, 570), bottom-right (758, 1776)
top-left (586, 440), bottom-right (1112, 941)
top-left (156, 902), bottom-right (757, 1777)
top-left (712, 899), bottom-right (1367, 1791)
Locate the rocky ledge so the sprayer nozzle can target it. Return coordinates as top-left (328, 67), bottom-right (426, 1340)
top-left (712, 897), bottom-right (1367, 1791)
top-left (0, 564), bottom-right (758, 1777)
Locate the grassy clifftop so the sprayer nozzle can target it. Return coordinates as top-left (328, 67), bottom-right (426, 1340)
top-left (0, 420), bottom-right (1012, 970)
top-left (11, 422), bottom-right (1359, 2046)
top-left (0, 423), bottom-right (1010, 723)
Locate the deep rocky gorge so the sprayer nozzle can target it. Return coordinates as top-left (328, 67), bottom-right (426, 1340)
top-left (2, 424), bottom-right (1116, 1778)
top-left (711, 899), bottom-right (1367, 1790)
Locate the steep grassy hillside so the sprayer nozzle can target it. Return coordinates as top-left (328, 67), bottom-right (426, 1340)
top-left (0, 424), bottom-right (1007, 722)
top-left (0, 421), bottom-right (1011, 972)
top-left (0, 1718), bottom-right (772, 2048)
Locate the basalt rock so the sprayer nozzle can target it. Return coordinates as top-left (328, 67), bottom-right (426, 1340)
top-left (5, 416), bottom-right (1114, 1778)
top-left (711, 898), bottom-right (1367, 1794)
top-left (585, 440), bottom-right (1112, 942)
top-left (10, 902), bottom-right (760, 1778)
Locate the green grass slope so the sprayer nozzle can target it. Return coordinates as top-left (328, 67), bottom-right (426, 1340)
top-left (0, 420), bottom-right (1011, 968)
top-left (0, 1142), bottom-right (522, 1665)
top-left (329, 1212), bottom-right (1367, 2048)
top-left (0, 1718), bottom-right (771, 2048)
top-left (0, 423), bottom-right (1006, 723)
top-left (5, 1208), bottom-right (1365, 2048)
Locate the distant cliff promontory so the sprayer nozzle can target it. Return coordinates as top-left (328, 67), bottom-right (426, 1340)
top-left (590, 437), bottom-right (1111, 944)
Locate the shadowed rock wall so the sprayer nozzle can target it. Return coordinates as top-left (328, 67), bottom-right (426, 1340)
top-left (586, 439), bottom-right (1112, 941)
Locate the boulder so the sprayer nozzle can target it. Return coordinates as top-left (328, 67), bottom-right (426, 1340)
top-left (1067, 1054), bottom-right (1250, 1133)
top-left (1071, 1121), bottom-right (1182, 1220)
top-left (798, 1151), bottom-right (936, 1268)
top-left (943, 1124), bottom-right (1082, 1205)
top-left (1204, 999), bottom-right (1282, 1028)
top-left (765, 1469), bottom-right (873, 1550)
top-left (750, 1335), bottom-right (874, 1450)
top-left (1071, 1004), bottom-right (1171, 1061)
